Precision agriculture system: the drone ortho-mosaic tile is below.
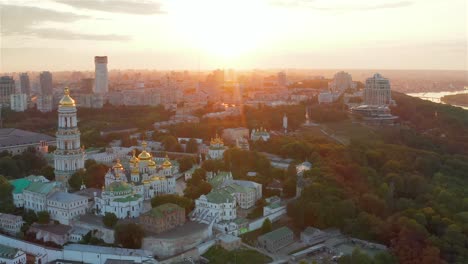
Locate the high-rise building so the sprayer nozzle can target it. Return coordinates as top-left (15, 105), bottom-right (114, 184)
top-left (283, 114), bottom-right (288, 134)
top-left (364, 73), bottom-right (392, 106)
top-left (329, 71), bottom-right (355, 92)
top-left (54, 88), bottom-right (85, 185)
top-left (10, 94), bottom-right (28, 112)
top-left (19, 73), bottom-right (31, 95)
top-left (94, 56), bottom-right (108, 94)
top-left (37, 95), bottom-right (53, 112)
top-left (39, 71), bottom-right (53, 95)
top-left (80, 78), bottom-right (94, 93)
top-left (0, 76), bottom-right (15, 107)
top-left (277, 71), bottom-right (288, 87)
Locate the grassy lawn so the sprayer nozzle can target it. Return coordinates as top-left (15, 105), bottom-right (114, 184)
top-left (203, 245), bottom-right (272, 264)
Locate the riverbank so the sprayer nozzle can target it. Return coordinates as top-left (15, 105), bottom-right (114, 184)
top-left (406, 90), bottom-right (468, 110)
top-left (441, 94), bottom-right (468, 107)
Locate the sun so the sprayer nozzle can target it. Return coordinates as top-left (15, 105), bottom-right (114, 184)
top-left (169, 0), bottom-right (269, 60)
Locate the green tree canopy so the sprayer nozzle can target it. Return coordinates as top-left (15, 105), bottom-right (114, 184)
top-left (103, 212), bottom-right (118, 228)
top-left (260, 218), bottom-right (272, 234)
top-left (37, 211), bottom-right (50, 224)
top-left (114, 223), bottom-right (145, 249)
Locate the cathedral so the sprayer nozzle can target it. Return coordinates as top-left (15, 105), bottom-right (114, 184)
top-left (207, 134), bottom-right (226, 160)
top-left (96, 141), bottom-right (177, 218)
top-left (54, 88), bottom-right (85, 185)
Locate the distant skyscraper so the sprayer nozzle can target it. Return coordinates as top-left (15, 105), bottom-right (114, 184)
top-left (94, 56), bottom-right (108, 94)
top-left (19, 73), bottom-right (31, 95)
top-left (0, 76), bottom-right (15, 106)
top-left (277, 71), bottom-right (288, 87)
top-left (283, 114), bottom-right (288, 134)
top-left (39, 71), bottom-right (53, 95)
top-left (364, 73), bottom-right (392, 106)
top-left (81, 78), bottom-right (94, 93)
top-left (329, 71), bottom-right (354, 92)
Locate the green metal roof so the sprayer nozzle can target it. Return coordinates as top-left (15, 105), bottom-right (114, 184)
top-left (25, 181), bottom-right (56, 195)
top-left (258, 227), bottom-right (293, 242)
top-left (114, 194), bottom-right (142, 203)
top-left (144, 203), bottom-right (183, 218)
top-left (223, 183), bottom-right (251, 194)
top-left (0, 244), bottom-right (20, 259)
top-left (205, 190), bottom-right (234, 204)
top-left (208, 171), bottom-right (231, 189)
top-left (267, 203), bottom-right (282, 209)
top-left (106, 181), bottom-right (132, 193)
top-left (9, 178), bottom-right (31, 194)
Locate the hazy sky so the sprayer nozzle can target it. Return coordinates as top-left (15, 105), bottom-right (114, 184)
top-left (0, 0), bottom-right (466, 72)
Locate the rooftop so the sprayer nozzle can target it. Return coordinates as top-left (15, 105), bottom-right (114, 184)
top-left (0, 213), bottom-right (23, 222)
top-left (114, 194), bottom-right (142, 203)
top-left (205, 190), bottom-right (234, 204)
top-left (0, 128), bottom-right (55, 148)
top-left (0, 244), bottom-right (22, 260)
top-left (302, 227), bottom-right (323, 236)
top-left (48, 191), bottom-right (87, 203)
top-left (106, 181), bottom-right (132, 193)
top-left (25, 181), bottom-right (59, 195)
top-left (9, 178), bottom-right (31, 194)
top-left (258, 227), bottom-right (293, 242)
top-left (208, 171), bottom-right (232, 189)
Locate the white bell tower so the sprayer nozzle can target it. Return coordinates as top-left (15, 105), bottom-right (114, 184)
top-left (54, 88), bottom-right (85, 185)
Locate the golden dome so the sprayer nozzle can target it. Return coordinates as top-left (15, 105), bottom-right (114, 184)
top-left (130, 149), bottom-right (139, 164)
top-left (138, 141), bottom-right (152, 160)
top-left (148, 160), bottom-right (156, 167)
top-left (59, 87), bottom-right (76, 107)
top-left (131, 166), bottom-right (139, 174)
top-left (113, 159), bottom-right (124, 170)
top-left (162, 154), bottom-right (172, 168)
top-left (210, 133), bottom-right (223, 145)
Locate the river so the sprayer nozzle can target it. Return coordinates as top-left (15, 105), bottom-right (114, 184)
top-left (406, 90), bottom-right (468, 110)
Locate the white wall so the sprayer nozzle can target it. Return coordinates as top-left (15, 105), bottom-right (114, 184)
top-left (248, 208), bottom-right (286, 231)
top-left (0, 234), bottom-right (63, 263)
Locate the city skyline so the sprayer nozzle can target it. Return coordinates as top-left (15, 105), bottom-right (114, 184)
top-left (1, 0), bottom-right (467, 72)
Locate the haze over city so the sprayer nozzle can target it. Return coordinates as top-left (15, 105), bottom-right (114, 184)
top-left (1, 1), bottom-right (468, 264)
top-left (1, 0), bottom-right (467, 72)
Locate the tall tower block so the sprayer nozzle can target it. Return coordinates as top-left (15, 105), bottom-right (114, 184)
top-left (94, 56), bottom-right (108, 94)
top-left (54, 88), bottom-right (85, 185)
top-left (283, 114), bottom-right (288, 134)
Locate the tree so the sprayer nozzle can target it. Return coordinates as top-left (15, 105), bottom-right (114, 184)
top-left (162, 135), bottom-right (179, 152)
top-left (39, 166), bottom-right (55, 181)
top-left (178, 156), bottom-right (194, 173)
top-left (261, 218), bottom-right (272, 234)
top-left (114, 223), bottom-right (145, 249)
top-left (186, 138), bottom-right (199, 153)
top-left (103, 212), bottom-right (118, 228)
top-left (184, 181), bottom-right (211, 200)
top-left (37, 211), bottom-right (50, 224)
top-left (69, 163), bottom-right (109, 191)
top-left (69, 169), bottom-right (87, 191)
top-left (0, 175), bottom-right (14, 213)
top-left (22, 210), bottom-right (37, 224)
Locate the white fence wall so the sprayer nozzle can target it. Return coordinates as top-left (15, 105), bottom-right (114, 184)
top-left (248, 207), bottom-right (286, 231)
